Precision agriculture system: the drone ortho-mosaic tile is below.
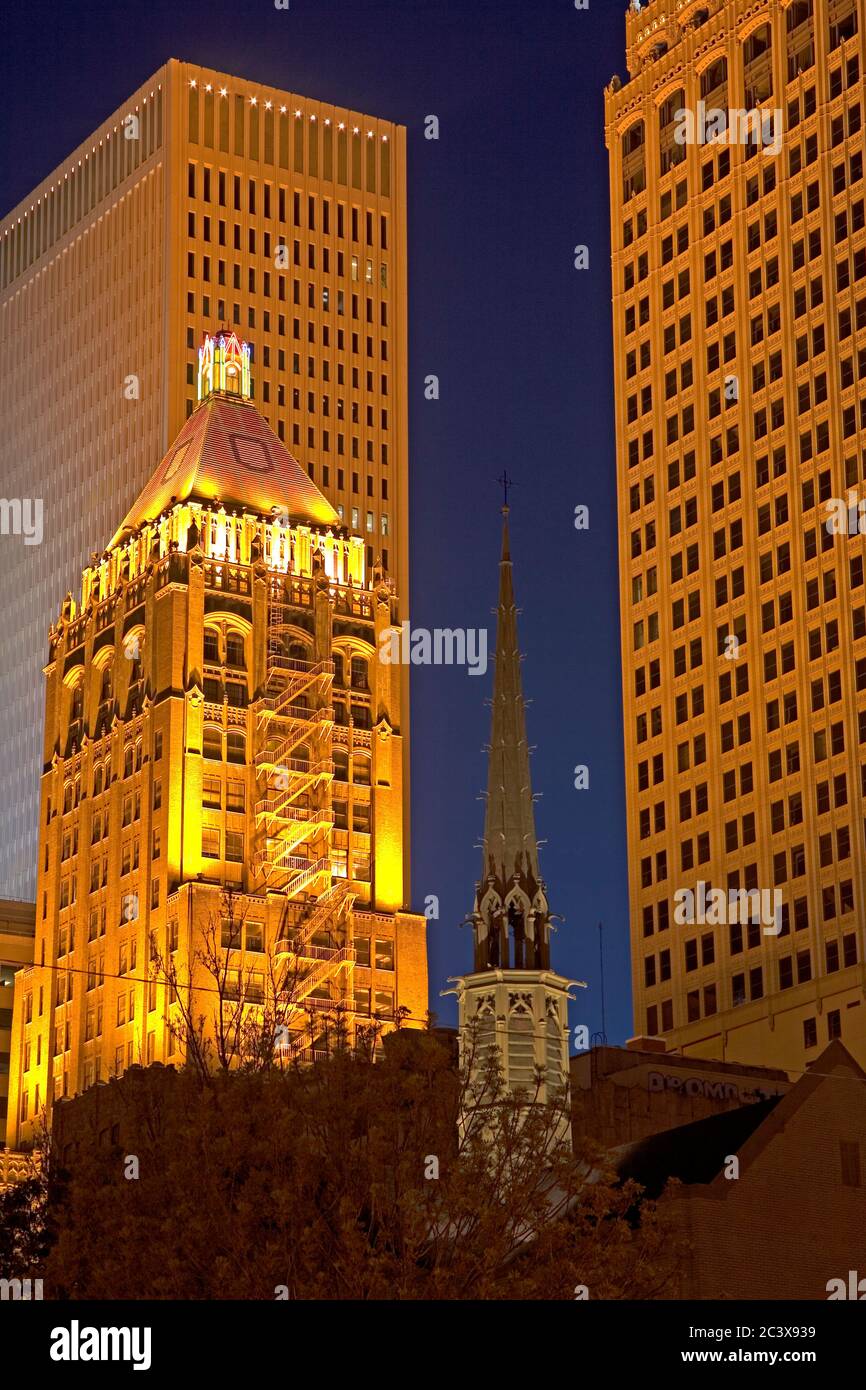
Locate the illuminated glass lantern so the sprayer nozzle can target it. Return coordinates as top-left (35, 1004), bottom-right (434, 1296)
top-left (197, 329), bottom-right (252, 401)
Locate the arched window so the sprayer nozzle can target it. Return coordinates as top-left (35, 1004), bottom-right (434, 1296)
top-left (743, 24), bottom-right (772, 106)
top-left (123, 746), bottom-right (134, 778)
top-left (350, 656), bottom-right (368, 691)
top-left (71, 683), bottom-right (84, 722)
top-left (204, 627), bottom-right (220, 664)
top-left (333, 749), bottom-right (349, 782)
top-left (786, 0), bottom-right (814, 76)
top-left (352, 754), bottom-right (371, 786)
top-left (100, 666), bottom-right (113, 702)
top-left (621, 119), bottom-right (646, 201)
top-left (63, 782), bottom-right (73, 814)
top-left (93, 765), bottom-right (103, 797)
top-left (700, 55), bottom-right (727, 103)
top-left (659, 89), bottom-right (686, 174)
top-left (332, 652), bottom-right (345, 686)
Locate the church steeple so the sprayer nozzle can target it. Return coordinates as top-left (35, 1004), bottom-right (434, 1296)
top-left (472, 506), bottom-right (551, 973)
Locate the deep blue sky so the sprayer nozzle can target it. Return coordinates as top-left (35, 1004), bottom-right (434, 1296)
top-left (1, 0), bottom-right (631, 1042)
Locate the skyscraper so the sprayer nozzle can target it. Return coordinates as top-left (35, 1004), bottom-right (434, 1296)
top-left (0, 59), bottom-right (410, 902)
top-left (6, 329), bottom-right (426, 1149)
top-left (449, 508), bottom-right (576, 1124)
top-left (606, 0), bottom-right (865, 1071)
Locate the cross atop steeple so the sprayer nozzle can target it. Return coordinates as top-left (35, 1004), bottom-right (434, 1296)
top-left (496, 470), bottom-right (514, 509)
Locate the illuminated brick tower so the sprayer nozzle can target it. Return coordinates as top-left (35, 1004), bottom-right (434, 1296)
top-left (5, 332), bottom-right (426, 1149)
top-left (449, 509), bottom-right (577, 1129)
top-left (606, 0), bottom-right (865, 1072)
top-left (0, 59), bottom-right (410, 904)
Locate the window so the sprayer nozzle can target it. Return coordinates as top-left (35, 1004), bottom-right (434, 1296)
top-left (374, 989), bottom-right (394, 1019)
top-left (226, 633), bottom-right (246, 668)
top-left (203, 726), bottom-right (222, 760)
top-left (374, 939), bottom-right (394, 971)
top-left (203, 776), bottom-right (221, 809)
top-left (202, 827), bottom-right (220, 859)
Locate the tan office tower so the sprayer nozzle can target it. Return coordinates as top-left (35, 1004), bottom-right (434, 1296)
top-left (0, 899), bottom-right (35, 1147)
top-left (6, 329), bottom-right (427, 1149)
top-left (606, 0), bottom-right (865, 1072)
top-left (0, 59), bottom-right (410, 904)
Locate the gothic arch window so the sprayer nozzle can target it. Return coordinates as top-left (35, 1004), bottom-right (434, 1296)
top-left (70, 680), bottom-right (84, 723)
top-left (63, 782), bottom-right (73, 814)
top-left (507, 994), bottom-right (535, 1086)
top-left (100, 664), bottom-right (113, 702)
top-left (473, 996), bottom-right (497, 1071)
top-left (123, 745), bottom-right (134, 779)
top-left (333, 749), bottom-right (349, 781)
top-left (545, 1000), bottom-right (565, 1091)
top-left (92, 765), bottom-right (103, 797)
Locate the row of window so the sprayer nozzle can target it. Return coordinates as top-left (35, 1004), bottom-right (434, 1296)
top-left (186, 167), bottom-right (392, 246)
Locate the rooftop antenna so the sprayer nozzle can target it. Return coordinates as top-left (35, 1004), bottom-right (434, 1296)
top-left (596, 921), bottom-right (608, 1044)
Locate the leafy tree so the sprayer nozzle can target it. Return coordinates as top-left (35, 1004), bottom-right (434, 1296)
top-left (43, 1029), bottom-right (683, 1300)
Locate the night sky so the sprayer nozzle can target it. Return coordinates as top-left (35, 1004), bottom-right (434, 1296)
top-left (1, 0), bottom-right (631, 1042)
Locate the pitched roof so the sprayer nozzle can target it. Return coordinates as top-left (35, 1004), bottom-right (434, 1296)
top-left (612, 1098), bottom-right (780, 1197)
top-left (109, 392), bottom-right (339, 547)
top-left (611, 1041), bottom-right (866, 1199)
top-left (482, 510), bottom-right (541, 883)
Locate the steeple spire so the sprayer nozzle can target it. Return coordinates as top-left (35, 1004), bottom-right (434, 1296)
top-left (472, 506), bottom-right (551, 972)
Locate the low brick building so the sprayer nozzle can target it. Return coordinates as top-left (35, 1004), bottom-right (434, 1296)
top-left (615, 1041), bottom-right (866, 1300)
top-left (571, 1039), bottom-right (791, 1148)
